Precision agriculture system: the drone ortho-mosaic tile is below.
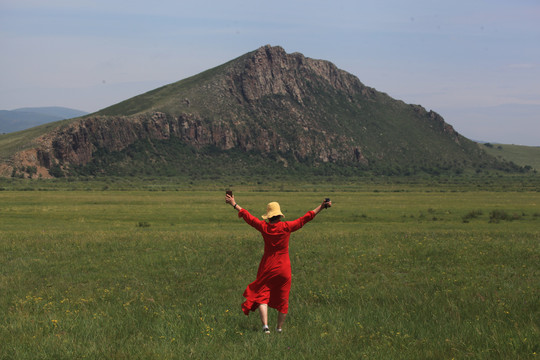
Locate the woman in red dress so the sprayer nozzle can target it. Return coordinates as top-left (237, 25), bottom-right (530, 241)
top-left (225, 193), bottom-right (332, 334)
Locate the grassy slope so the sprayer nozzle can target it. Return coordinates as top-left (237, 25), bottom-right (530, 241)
top-left (95, 56), bottom-right (241, 117)
top-left (480, 143), bottom-right (540, 170)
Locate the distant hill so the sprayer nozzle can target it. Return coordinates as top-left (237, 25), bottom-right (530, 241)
top-left (479, 143), bottom-right (540, 171)
top-left (0, 107), bottom-right (88, 134)
top-left (0, 45), bottom-right (526, 179)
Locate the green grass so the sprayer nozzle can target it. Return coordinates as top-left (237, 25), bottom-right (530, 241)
top-left (480, 143), bottom-right (540, 171)
top-left (1, 187), bottom-right (539, 359)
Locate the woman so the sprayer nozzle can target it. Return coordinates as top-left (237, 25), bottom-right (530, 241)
top-left (225, 193), bottom-right (332, 334)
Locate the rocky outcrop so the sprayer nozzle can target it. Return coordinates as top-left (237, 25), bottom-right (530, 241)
top-left (223, 46), bottom-right (375, 163)
top-left (231, 46), bottom-right (366, 104)
top-left (18, 108), bottom-right (364, 177)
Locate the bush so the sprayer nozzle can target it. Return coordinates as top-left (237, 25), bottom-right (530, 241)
top-left (48, 164), bottom-right (65, 178)
top-left (489, 210), bottom-right (522, 223)
top-left (462, 210), bottom-right (483, 223)
top-left (136, 221), bottom-right (151, 228)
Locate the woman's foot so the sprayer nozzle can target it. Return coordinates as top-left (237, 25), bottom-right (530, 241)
top-left (275, 328), bottom-right (282, 334)
top-left (263, 325), bottom-right (270, 334)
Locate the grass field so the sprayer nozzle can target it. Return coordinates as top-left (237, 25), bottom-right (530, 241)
top-left (1, 187), bottom-right (539, 359)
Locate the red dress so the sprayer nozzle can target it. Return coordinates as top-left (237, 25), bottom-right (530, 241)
top-left (238, 208), bottom-right (315, 315)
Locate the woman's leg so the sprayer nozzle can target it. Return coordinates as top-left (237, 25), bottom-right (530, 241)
top-left (258, 304), bottom-right (268, 327)
top-left (277, 311), bottom-right (286, 330)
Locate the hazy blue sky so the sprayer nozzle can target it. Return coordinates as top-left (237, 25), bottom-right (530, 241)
top-left (1, 0), bottom-right (539, 145)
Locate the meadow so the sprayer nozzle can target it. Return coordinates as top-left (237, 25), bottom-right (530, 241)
top-left (1, 186), bottom-right (538, 359)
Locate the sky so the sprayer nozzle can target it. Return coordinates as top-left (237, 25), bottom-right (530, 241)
top-left (1, 0), bottom-right (539, 146)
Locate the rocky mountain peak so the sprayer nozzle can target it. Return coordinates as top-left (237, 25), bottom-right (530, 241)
top-left (231, 45), bottom-right (365, 104)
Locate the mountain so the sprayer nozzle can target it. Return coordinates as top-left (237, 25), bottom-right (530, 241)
top-left (0, 107), bottom-right (88, 134)
top-left (0, 45), bottom-right (523, 179)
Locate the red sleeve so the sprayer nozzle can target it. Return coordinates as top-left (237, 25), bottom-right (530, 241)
top-left (238, 208), bottom-right (266, 233)
top-left (285, 211), bottom-right (315, 233)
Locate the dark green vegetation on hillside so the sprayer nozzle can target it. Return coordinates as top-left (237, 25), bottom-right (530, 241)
top-left (68, 137), bottom-right (524, 179)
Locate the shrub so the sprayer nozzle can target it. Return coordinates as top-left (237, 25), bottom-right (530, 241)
top-left (489, 210), bottom-right (508, 223)
top-left (49, 164), bottom-right (65, 178)
top-left (489, 210), bottom-right (522, 223)
top-left (136, 221), bottom-right (151, 228)
top-left (462, 210), bottom-right (483, 223)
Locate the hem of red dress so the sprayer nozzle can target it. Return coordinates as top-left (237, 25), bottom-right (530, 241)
top-left (241, 300), bottom-right (258, 315)
top-left (241, 300), bottom-right (288, 315)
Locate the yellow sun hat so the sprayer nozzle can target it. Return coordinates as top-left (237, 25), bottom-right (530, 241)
top-left (261, 202), bottom-right (285, 219)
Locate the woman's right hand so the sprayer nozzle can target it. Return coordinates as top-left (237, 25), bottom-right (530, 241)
top-left (225, 194), bottom-right (235, 205)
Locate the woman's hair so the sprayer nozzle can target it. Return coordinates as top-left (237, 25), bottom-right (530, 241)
top-left (269, 215), bottom-right (282, 222)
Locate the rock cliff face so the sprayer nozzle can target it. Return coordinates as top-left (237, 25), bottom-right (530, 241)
top-left (231, 46), bottom-right (366, 104)
top-left (1, 45), bottom-right (491, 178)
top-left (31, 108), bottom-right (363, 175)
